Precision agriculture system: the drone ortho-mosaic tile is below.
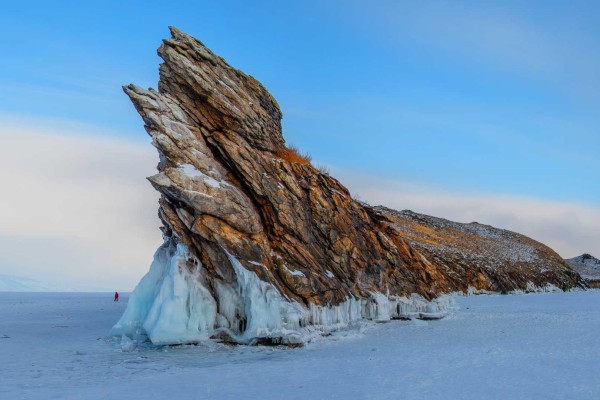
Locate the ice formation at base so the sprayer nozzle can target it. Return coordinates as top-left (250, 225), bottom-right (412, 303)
top-left (110, 241), bottom-right (456, 346)
top-left (459, 282), bottom-right (567, 297)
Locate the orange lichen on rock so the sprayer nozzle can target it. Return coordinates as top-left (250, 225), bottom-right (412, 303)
top-left (275, 145), bottom-right (312, 165)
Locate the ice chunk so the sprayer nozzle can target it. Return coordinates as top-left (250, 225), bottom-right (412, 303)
top-left (307, 297), bottom-right (363, 330)
top-left (120, 335), bottom-right (135, 352)
top-left (226, 252), bottom-right (306, 340)
top-left (109, 242), bottom-right (217, 345)
top-left (142, 245), bottom-right (217, 344)
top-left (366, 292), bottom-right (392, 322)
top-left (511, 282), bottom-right (563, 295)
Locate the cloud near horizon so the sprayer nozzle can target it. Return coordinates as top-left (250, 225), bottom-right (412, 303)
top-left (334, 168), bottom-right (600, 259)
top-left (0, 117), bottom-right (162, 291)
top-left (0, 117), bottom-right (597, 290)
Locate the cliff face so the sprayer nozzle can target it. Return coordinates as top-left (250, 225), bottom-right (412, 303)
top-left (111, 28), bottom-right (584, 346)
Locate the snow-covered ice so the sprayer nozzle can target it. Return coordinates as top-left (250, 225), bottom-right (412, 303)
top-left (2, 290), bottom-right (600, 399)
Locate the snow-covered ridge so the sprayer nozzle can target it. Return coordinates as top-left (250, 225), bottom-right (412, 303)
top-left (390, 209), bottom-right (540, 264)
top-left (566, 254), bottom-right (600, 282)
top-left (373, 206), bottom-right (583, 292)
top-left (110, 241), bottom-right (456, 346)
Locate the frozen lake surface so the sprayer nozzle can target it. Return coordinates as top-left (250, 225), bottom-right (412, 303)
top-left (1, 290), bottom-right (599, 399)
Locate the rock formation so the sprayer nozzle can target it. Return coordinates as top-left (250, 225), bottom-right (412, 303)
top-left (377, 208), bottom-right (583, 293)
top-left (566, 254), bottom-right (600, 288)
top-left (111, 27), bottom-right (585, 346)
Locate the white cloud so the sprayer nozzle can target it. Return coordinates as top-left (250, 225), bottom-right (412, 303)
top-left (0, 115), bottom-right (162, 291)
top-left (0, 115), bottom-right (597, 291)
top-left (334, 168), bottom-right (600, 259)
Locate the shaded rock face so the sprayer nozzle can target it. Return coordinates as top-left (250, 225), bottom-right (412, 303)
top-left (378, 208), bottom-right (584, 293)
top-left (113, 27), bottom-right (584, 345)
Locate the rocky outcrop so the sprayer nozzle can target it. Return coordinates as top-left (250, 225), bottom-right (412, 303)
top-left (566, 254), bottom-right (600, 288)
top-left (377, 208), bottom-right (584, 293)
top-left (111, 27), bottom-right (585, 346)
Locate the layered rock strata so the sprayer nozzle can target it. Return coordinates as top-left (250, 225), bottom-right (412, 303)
top-left (111, 27), bottom-right (584, 346)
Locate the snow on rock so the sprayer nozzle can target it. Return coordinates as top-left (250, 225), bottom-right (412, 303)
top-left (566, 254), bottom-right (600, 284)
top-left (378, 207), bottom-right (584, 292)
top-left (179, 163), bottom-right (223, 189)
top-left (110, 240), bottom-right (456, 346)
top-left (282, 264), bottom-right (306, 277)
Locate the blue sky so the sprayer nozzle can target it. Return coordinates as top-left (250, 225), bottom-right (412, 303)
top-left (1, 1), bottom-right (599, 289)
top-left (2, 0), bottom-right (599, 202)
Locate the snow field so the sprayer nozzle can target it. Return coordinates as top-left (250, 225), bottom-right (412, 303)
top-left (2, 290), bottom-right (600, 399)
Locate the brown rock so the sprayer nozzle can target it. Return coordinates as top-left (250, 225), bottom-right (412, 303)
top-left (377, 208), bottom-right (583, 293)
top-left (111, 27), bottom-right (585, 346)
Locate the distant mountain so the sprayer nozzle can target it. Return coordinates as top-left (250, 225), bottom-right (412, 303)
top-left (0, 274), bottom-right (58, 292)
top-left (566, 254), bottom-right (600, 285)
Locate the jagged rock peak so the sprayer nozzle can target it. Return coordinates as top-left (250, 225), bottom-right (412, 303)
top-left (123, 26), bottom-right (449, 301)
top-left (132, 26), bottom-right (284, 152)
top-left (111, 28), bottom-right (584, 346)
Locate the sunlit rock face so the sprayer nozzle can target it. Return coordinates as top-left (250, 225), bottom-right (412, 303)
top-left (112, 27), bottom-right (584, 346)
top-left (378, 208), bottom-right (584, 293)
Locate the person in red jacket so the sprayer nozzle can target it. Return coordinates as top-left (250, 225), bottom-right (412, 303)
top-left (114, 291), bottom-right (119, 302)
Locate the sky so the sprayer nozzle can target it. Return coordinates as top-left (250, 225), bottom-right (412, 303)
top-left (0, 0), bottom-right (599, 290)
